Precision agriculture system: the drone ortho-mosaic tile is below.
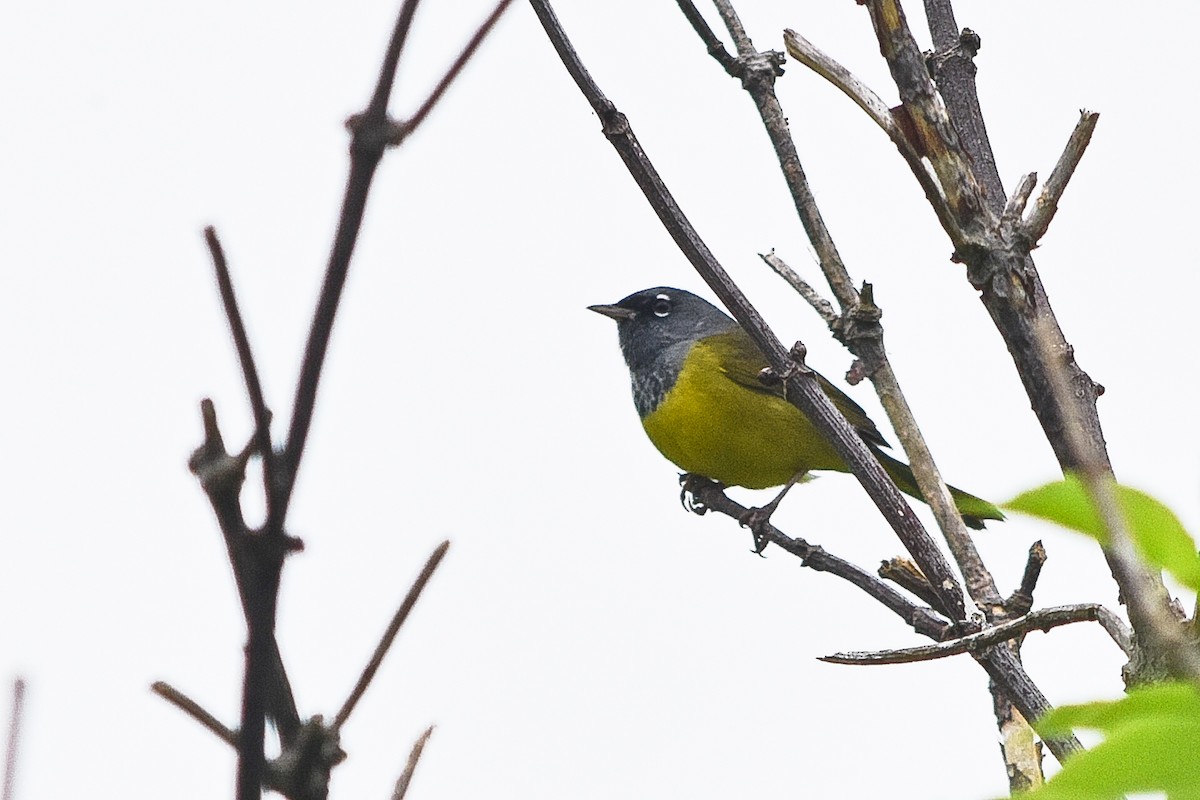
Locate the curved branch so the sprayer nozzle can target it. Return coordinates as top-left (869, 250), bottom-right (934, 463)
top-left (822, 603), bottom-right (1133, 665)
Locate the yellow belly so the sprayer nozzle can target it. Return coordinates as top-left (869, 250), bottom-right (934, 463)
top-left (640, 346), bottom-right (846, 489)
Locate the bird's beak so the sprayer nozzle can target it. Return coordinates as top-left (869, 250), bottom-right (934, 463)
top-left (588, 303), bottom-right (636, 321)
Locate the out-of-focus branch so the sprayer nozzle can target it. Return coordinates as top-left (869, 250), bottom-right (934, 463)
top-left (3, 679), bottom-right (25, 800)
top-left (334, 542), bottom-right (451, 731)
top-left (822, 603), bottom-right (1133, 665)
top-left (391, 726), bottom-right (435, 800)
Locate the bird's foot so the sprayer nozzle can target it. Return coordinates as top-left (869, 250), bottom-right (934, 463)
top-left (679, 473), bottom-right (722, 515)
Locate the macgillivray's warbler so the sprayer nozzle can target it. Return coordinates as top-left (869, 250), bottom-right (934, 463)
top-left (589, 287), bottom-right (1003, 529)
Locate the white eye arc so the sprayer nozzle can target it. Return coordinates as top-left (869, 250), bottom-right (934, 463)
top-left (652, 294), bottom-right (671, 317)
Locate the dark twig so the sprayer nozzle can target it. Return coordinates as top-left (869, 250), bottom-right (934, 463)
top-left (822, 603), bottom-right (1133, 665)
top-left (333, 541), bottom-right (451, 731)
top-left (2, 679), bottom-right (24, 800)
top-left (152, 681), bottom-right (239, 748)
top-left (686, 2), bottom-right (1006, 610)
top-left (675, 0), bottom-right (738, 75)
top-left (389, 0), bottom-right (516, 146)
top-left (275, 0), bottom-right (426, 532)
top-left (1005, 541), bottom-right (1047, 616)
top-left (686, 478), bottom-right (952, 640)
top-left (205, 226), bottom-right (275, 517)
top-left (392, 726), bottom-right (435, 800)
top-left (1023, 111), bottom-right (1100, 245)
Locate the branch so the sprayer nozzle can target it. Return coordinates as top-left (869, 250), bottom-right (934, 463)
top-left (204, 226), bottom-right (277, 522)
top-left (691, 11), bottom-right (1002, 607)
top-left (333, 542), bottom-right (451, 730)
top-left (687, 476), bottom-right (1082, 759)
top-left (781, 28), bottom-right (956, 237)
top-left (532, 0), bottom-right (969, 624)
top-left (1004, 540), bottom-right (1047, 616)
top-left (391, 726), bottom-right (435, 800)
top-left (152, 681), bottom-right (239, 748)
top-left (684, 478), bottom-right (952, 639)
top-left (1023, 111), bottom-right (1100, 245)
top-left (274, 0), bottom-right (425, 532)
top-left (821, 603), bottom-right (1133, 665)
top-left (387, 0), bottom-right (516, 146)
top-left (275, 0), bottom-right (513, 532)
top-left (758, 251), bottom-right (837, 326)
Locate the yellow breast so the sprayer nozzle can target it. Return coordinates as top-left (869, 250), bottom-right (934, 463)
top-left (639, 340), bottom-right (845, 489)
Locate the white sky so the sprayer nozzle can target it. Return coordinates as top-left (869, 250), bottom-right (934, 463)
top-left (2, 1), bottom-right (1197, 798)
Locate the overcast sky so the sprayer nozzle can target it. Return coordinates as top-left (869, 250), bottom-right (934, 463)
top-left (3, 1), bottom-right (1197, 798)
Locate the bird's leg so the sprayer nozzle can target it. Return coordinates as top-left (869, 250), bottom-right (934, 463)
top-left (739, 472), bottom-right (806, 554)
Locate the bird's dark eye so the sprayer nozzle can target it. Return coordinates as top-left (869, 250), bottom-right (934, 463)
top-left (652, 294), bottom-right (671, 317)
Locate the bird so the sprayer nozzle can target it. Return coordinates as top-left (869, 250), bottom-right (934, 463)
top-left (589, 286), bottom-right (1003, 529)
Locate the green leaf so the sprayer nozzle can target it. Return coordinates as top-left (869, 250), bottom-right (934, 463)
top-left (1006, 474), bottom-right (1200, 590)
top-left (1023, 682), bottom-right (1200, 800)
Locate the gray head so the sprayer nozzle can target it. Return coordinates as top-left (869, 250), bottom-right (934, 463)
top-left (589, 287), bottom-right (739, 416)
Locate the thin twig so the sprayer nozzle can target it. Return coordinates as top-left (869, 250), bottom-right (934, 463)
top-left (781, 28), bottom-right (956, 238)
top-left (152, 681), bottom-right (239, 748)
top-left (205, 227), bottom-right (275, 516)
top-left (674, 0), bottom-right (737, 75)
top-left (392, 0), bottom-right (516, 145)
top-left (334, 542), bottom-right (451, 731)
top-left (392, 726), bottom-right (435, 800)
top-left (822, 603), bottom-right (1133, 665)
top-left (2, 679), bottom-right (24, 800)
top-left (1023, 111), bottom-right (1100, 245)
top-left (275, 0), bottom-right (426, 532)
top-left (1005, 541), bottom-right (1047, 616)
top-left (758, 251), bottom-right (838, 326)
top-left (686, 478), bottom-right (952, 641)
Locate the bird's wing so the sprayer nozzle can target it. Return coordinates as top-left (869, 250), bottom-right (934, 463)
top-left (704, 329), bottom-right (891, 450)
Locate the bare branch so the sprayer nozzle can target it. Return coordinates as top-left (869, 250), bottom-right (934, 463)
top-left (1005, 540), bottom-right (1047, 616)
top-left (333, 542), bottom-right (451, 731)
top-left (757, 251), bottom-right (838, 326)
top-left (204, 226), bottom-right (276, 515)
top-left (691, 10), bottom-right (999, 609)
top-left (674, 0), bottom-right (738, 76)
top-left (878, 557), bottom-right (940, 609)
top-left (685, 478), bottom-right (953, 640)
top-left (781, 29), bottom-right (956, 237)
top-left (822, 603), bottom-right (1132, 665)
top-left (152, 682), bottom-right (239, 748)
top-left (390, 0), bottom-right (516, 146)
top-left (392, 726), bottom-right (435, 800)
top-left (1023, 111), bottom-right (1100, 245)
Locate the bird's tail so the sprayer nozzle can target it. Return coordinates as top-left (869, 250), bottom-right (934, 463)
top-left (874, 449), bottom-right (1004, 530)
